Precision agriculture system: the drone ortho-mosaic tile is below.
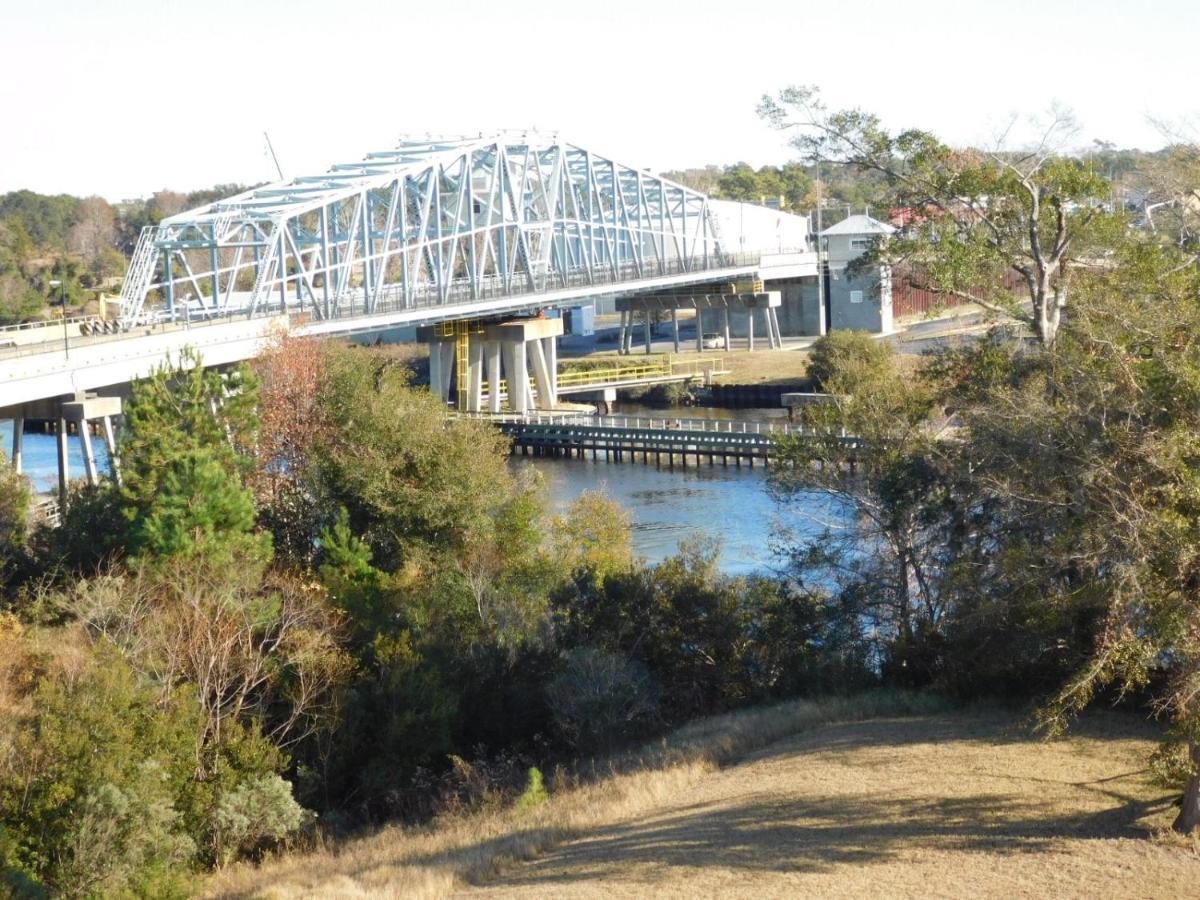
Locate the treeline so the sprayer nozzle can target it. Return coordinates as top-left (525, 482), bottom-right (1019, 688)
top-left (0, 185), bottom-right (246, 325)
top-left (663, 144), bottom-right (1196, 223)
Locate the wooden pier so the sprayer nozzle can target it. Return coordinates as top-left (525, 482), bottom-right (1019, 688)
top-left (473, 413), bottom-right (848, 468)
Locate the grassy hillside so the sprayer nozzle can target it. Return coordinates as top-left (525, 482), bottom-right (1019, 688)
top-left (204, 696), bottom-right (1196, 898)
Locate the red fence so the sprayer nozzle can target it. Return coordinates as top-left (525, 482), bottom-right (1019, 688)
top-left (891, 266), bottom-right (1023, 318)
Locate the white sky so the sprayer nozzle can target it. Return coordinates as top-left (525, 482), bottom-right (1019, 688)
top-left (0, 0), bottom-right (1195, 200)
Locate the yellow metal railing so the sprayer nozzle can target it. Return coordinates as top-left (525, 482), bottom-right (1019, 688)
top-left (483, 356), bottom-right (728, 400)
top-left (554, 356), bottom-right (725, 389)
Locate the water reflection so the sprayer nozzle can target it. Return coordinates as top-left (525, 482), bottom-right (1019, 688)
top-left (514, 454), bottom-right (839, 576)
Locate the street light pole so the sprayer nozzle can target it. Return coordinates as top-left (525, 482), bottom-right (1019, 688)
top-left (49, 279), bottom-right (68, 358)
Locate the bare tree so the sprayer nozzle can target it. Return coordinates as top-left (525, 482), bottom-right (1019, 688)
top-left (68, 196), bottom-right (117, 270)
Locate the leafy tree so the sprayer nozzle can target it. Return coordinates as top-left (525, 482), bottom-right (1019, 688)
top-left (0, 272), bottom-right (43, 325)
top-left (804, 329), bottom-right (893, 391)
top-left (546, 647), bottom-right (657, 752)
top-left (119, 349), bottom-right (267, 567)
top-left (553, 539), bottom-right (839, 719)
top-left (716, 162), bottom-right (815, 211)
top-left (130, 445), bottom-right (266, 566)
top-left (252, 333), bottom-right (335, 564)
top-left (939, 242), bottom-right (1200, 833)
top-left (0, 634), bottom-right (201, 896)
top-left (547, 489), bottom-right (633, 580)
top-left (67, 196), bottom-right (116, 273)
top-left (758, 86), bottom-right (1120, 346)
top-left (774, 332), bottom-right (949, 677)
top-left (29, 482), bottom-right (125, 580)
top-left (0, 452), bottom-right (29, 589)
top-left (0, 191), bottom-right (81, 249)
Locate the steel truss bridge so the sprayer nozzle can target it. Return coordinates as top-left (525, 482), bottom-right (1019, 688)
top-left (3, 135), bottom-right (817, 412)
top-left (118, 133), bottom-right (740, 327)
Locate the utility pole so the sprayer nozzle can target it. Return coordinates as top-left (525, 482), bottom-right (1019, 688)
top-left (49, 279), bottom-right (68, 358)
top-left (815, 195), bottom-right (826, 336)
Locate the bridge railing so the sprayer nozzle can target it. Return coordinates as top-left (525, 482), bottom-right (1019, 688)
top-left (555, 356), bottom-right (726, 390)
top-left (296, 250), bottom-right (771, 324)
top-left (461, 411), bottom-right (852, 440)
top-left (1, 245), bottom-right (812, 363)
top-left (0, 306), bottom-right (281, 363)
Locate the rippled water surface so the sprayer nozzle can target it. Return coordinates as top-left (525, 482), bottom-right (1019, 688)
top-left (513, 454), bottom-right (838, 575)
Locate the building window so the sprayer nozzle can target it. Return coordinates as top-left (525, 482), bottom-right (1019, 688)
top-left (851, 238), bottom-right (871, 250)
top-left (850, 290), bottom-right (864, 304)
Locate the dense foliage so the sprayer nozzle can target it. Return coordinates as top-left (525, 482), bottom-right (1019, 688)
top-left (0, 184), bottom-right (247, 325)
top-left (1, 338), bottom-right (867, 893)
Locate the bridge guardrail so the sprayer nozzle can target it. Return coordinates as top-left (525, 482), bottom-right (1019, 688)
top-left (0, 246), bottom-right (812, 364)
top-left (460, 411), bottom-right (855, 440)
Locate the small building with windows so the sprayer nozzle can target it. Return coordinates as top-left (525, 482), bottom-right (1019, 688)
top-left (820, 214), bottom-right (895, 334)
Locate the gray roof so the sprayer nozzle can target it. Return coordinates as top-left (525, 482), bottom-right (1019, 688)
top-left (820, 214), bottom-right (896, 236)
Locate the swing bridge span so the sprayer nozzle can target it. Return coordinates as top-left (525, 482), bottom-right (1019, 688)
top-left (2, 134), bottom-right (816, 441)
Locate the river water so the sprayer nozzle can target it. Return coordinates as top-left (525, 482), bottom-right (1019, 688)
top-left (3, 408), bottom-right (832, 575)
top-left (0, 421), bottom-right (111, 494)
top-left (512, 402), bottom-right (840, 575)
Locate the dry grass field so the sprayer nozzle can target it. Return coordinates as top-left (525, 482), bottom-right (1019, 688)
top-left (205, 699), bottom-right (1200, 899)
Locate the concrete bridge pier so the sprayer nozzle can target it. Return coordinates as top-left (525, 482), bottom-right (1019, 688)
top-left (616, 290), bottom-right (783, 354)
top-left (421, 317), bottom-right (563, 413)
top-left (10, 414), bottom-right (22, 474)
top-left (485, 317), bottom-right (564, 413)
top-left (466, 339), bottom-right (485, 413)
top-left (4, 393), bottom-right (123, 510)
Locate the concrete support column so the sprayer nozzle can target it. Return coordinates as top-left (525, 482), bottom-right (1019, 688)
top-left (643, 312), bottom-right (652, 355)
top-left (467, 338), bottom-right (484, 413)
top-left (428, 341), bottom-right (446, 403)
top-left (504, 340), bottom-right (529, 414)
top-left (671, 308), bottom-right (680, 353)
top-left (545, 335), bottom-right (558, 398)
top-left (10, 416), bottom-right (22, 474)
top-left (438, 342), bottom-right (455, 403)
top-left (617, 310), bottom-right (628, 356)
top-left (485, 341), bottom-right (502, 413)
top-left (529, 338), bottom-right (557, 410)
top-left (57, 417), bottom-right (69, 510)
top-left (101, 415), bottom-right (121, 485)
top-left (484, 317), bottom-right (563, 415)
top-left (770, 308), bottom-right (784, 348)
top-left (722, 308), bottom-right (732, 353)
top-left (696, 308), bottom-right (704, 353)
top-left (747, 308), bottom-right (756, 351)
top-left (77, 418), bottom-right (99, 486)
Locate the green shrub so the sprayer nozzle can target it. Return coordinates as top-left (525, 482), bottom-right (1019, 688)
top-left (546, 647), bottom-right (657, 752)
top-left (516, 767), bottom-right (548, 811)
top-left (213, 774), bottom-right (308, 866)
top-left (0, 642), bottom-right (201, 896)
top-left (805, 329), bottom-right (892, 392)
top-left (54, 763), bottom-right (195, 899)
